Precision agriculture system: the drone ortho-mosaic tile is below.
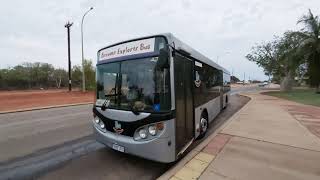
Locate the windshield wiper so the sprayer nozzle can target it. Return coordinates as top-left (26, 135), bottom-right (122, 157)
top-left (131, 108), bottom-right (140, 115)
top-left (101, 99), bottom-right (110, 111)
top-left (130, 103), bottom-right (140, 115)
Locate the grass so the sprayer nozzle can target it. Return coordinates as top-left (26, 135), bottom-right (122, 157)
top-left (264, 89), bottom-right (320, 107)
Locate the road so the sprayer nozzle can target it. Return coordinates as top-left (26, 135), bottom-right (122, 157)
top-left (0, 86), bottom-right (256, 180)
top-left (0, 105), bottom-right (93, 162)
top-left (230, 84), bottom-right (260, 95)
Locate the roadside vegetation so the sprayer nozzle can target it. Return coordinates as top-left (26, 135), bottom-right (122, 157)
top-left (264, 89), bottom-right (320, 107)
top-left (246, 9), bottom-right (320, 93)
top-left (0, 59), bottom-right (95, 90)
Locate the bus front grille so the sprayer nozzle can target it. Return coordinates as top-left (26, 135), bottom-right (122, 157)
top-left (102, 119), bottom-right (136, 137)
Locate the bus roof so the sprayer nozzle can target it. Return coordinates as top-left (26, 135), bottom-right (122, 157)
top-left (163, 33), bottom-right (230, 74)
top-left (98, 33), bottom-right (230, 74)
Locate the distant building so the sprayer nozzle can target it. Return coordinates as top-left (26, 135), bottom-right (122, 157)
top-left (231, 76), bottom-right (240, 83)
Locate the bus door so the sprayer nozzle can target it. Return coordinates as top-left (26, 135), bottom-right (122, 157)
top-left (174, 53), bottom-right (194, 154)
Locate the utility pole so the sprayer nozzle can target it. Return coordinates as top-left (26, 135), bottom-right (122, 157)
top-left (65, 22), bottom-right (73, 92)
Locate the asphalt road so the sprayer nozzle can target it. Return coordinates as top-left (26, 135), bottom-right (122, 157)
top-left (0, 86), bottom-right (256, 180)
top-left (0, 105), bottom-right (93, 163)
top-left (230, 85), bottom-right (260, 95)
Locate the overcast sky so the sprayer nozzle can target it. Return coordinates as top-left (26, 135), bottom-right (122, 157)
top-left (1, 0), bottom-right (319, 80)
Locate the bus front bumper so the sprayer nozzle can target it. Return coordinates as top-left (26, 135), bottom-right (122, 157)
top-left (93, 120), bottom-right (176, 163)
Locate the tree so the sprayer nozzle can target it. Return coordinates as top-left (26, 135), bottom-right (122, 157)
top-left (38, 63), bottom-right (54, 88)
top-left (22, 62), bottom-right (34, 88)
top-left (52, 69), bottom-right (67, 88)
top-left (0, 61), bottom-right (95, 91)
top-left (246, 10), bottom-right (320, 92)
top-left (83, 59), bottom-right (96, 90)
top-left (0, 69), bottom-right (10, 89)
top-left (276, 32), bottom-right (304, 91)
top-left (296, 9), bottom-right (320, 93)
top-left (72, 65), bottom-right (82, 88)
top-left (246, 32), bottom-right (304, 91)
top-left (71, 59), bottom-right (96, 90)
top-left (0, 62), bottom-right (64, 90)
top-left (246, 39), bottom-right (283, 86)
top-left (246, 41), bottom-right (278, 81)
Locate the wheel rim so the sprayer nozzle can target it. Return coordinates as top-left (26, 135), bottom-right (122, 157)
top-left (200, 117), bottom-right (208, 133)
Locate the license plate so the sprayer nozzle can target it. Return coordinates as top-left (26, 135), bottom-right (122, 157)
top-left (112, 144), bottom-right (125, 152)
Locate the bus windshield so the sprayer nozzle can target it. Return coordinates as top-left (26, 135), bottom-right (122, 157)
top-left (96, 57), bottom-right (171, 112)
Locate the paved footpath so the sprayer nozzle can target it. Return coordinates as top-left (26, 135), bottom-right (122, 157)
top-left (165, 92), bottom-right (320, 180)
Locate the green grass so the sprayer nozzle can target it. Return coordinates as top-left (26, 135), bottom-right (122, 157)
top-left (264, 89), bottom-right (320, 107)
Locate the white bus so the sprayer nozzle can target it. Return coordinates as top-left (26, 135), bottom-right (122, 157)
top-left (92, 33), bottom-right (230, 163)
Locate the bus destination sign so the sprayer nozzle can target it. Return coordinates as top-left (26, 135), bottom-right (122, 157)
top-left (99, 38), bottom-right (155, 61)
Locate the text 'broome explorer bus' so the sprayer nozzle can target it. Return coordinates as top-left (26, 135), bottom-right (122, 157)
top-left (92, 33), bottom-right (230, 163)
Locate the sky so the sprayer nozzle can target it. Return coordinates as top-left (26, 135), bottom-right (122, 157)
top-left (0, 0), bottom-right (319, 81)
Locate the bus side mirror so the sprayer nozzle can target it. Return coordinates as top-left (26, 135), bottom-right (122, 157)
top-left (156, 48), bottom-right (170, 70)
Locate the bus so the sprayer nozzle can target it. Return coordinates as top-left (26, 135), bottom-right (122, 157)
top-left (92, 33), bottom-right (230, 163)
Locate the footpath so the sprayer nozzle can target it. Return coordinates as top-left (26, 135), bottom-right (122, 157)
top-left (159, 92), bottom-right (320, 180)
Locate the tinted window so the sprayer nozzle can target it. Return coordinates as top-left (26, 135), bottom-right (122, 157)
top-left (194, 61), bottom-right (222, 107)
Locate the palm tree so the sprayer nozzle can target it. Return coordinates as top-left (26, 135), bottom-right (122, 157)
top-left (296, 9), bottom-right (320, 93)
top-left (277, 32), bottom-right (304, 91)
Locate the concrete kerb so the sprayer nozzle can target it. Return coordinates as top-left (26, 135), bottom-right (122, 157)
top-left (157, 94), bottom-right (252, 180)
top-left (0, 102), bottom-right (93, 114)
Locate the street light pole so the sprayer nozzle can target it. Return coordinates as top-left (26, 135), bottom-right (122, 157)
top-left (65, 21), bottom-right (73, 92)
top-left (81, 7), bottom-right (93, 92)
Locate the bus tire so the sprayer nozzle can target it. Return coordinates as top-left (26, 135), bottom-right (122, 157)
top-left (197, 111), bottom-right (208, 139)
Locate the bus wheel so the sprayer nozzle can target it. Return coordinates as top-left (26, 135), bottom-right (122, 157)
top-left (197, 113), bottom-right (208, 139)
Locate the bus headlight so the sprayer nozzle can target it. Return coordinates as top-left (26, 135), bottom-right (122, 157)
top-left (148, 125), bottom-right (157, 136)
top-left (139, 129), bottom-right (147, 139)
top-left (93, 115), bottom-right (100, 124)
top-left (100, 123), bottom-right (105, 129)
top-left (134, 122), bottom-right (165, 141)
top-left (93, 117), bottom-right (106, 133)
top-left (95, 118), bottom-right (100, 124)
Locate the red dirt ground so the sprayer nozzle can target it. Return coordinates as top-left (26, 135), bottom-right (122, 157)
top-left (0, 90), bottom-right (94, 112)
